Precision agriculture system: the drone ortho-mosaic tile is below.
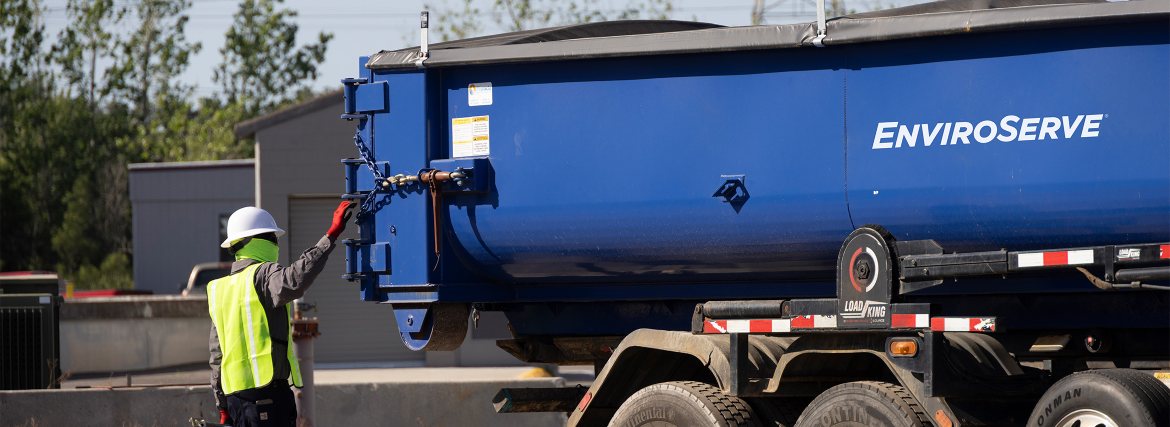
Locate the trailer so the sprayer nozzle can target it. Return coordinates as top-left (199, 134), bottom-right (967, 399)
top-left (337, 0), bottom-right (1170, 425)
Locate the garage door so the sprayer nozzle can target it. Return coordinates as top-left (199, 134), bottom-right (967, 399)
top-left (287, 197), bottom-right (423, 364)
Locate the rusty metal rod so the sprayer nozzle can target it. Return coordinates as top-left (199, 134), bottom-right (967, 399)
top-left (387, 170), bottom-right (465, 186)
top-left (384, 169), bottom-right (466, 264)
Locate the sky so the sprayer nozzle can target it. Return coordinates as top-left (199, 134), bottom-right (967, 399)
top-left (40, 0), bottom-right (922, 99)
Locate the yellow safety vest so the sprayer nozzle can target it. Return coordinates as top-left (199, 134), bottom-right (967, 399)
top-left (208, 263), bottom-right (303, 395)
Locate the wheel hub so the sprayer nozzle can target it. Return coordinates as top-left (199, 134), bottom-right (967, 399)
top-left (854, 259), bottom-right (871, 281)
top-left (1055, 409), bottom-right (1117, 427)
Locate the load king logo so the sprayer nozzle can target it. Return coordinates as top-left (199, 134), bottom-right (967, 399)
top-left (872, 114), bottom-right (1105, 149)
top-left (842, 299), bottom-right (887, 320)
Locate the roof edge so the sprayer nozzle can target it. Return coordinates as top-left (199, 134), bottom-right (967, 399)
top-left (128, 158), bottom-right (255, 171)
top-left (233, 90), bottom-right (344, 139)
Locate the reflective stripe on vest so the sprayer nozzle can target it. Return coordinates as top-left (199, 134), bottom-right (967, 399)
top-left (208, 263), bottom-right (303, 394)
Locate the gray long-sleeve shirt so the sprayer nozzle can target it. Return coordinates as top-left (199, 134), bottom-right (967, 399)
top-left (209, 234), bottom-right (336, 408)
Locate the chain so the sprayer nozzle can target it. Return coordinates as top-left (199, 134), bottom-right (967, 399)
top-left (351, 120), bottom-right (387, 218)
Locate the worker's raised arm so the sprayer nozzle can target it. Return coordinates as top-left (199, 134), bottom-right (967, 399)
top-left (257, 201), bottom-right (354, 307)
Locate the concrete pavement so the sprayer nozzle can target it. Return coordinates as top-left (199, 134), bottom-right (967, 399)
top-left (4, 366), bottom-right (587, 426)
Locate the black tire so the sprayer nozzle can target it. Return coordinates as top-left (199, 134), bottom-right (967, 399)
top-left (1028, 369), bottom-right (1170, 427)
top-left (794, 381), bottom-right (929, 427)
top-left (609, 381), bottom-right (760, 427)
top-left (748, 398), bottom-right (806, 427)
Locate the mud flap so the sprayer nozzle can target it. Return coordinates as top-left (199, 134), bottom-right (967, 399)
top-left (837, 226), bottom-right (897, 329)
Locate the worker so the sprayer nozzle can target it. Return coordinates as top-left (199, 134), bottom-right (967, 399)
top-left (208, 202), bottom-right (354, 426)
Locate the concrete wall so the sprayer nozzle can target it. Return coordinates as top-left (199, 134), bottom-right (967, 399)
top-left (62, 318), bottom-right (207, 374)
top-left (60, 296), bottom-right (208, 374)
top-left (0, 379), bottom-right (566, 426)
top-left (129, 160), bottom-right (254, 294)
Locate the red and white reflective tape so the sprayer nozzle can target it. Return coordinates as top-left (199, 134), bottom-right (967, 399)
top-left (930, 317), bottom-right (996, 332)
top-left (703, 315), bottom-right (836, 334)
top-left (703, 314), bottom-right (995, 334)
top-left (1016, 249), bottom-right (1094, 268)
top-left (890, 313), bottom-right (929, 329)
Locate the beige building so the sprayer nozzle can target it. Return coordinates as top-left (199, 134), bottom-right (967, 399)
top-left (129, 159), bottom-right (255, 295)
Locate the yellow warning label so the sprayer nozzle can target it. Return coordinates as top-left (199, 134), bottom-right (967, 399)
top-left (452, 115), bottom-right (489, 158)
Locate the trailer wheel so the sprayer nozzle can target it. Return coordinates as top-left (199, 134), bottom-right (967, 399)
top-left (1028, 369), bottom-right (1170, 427)
top-left (608, 381), bottom-right (760, 427)
top-left (794, 381), bottom-right (929, 427)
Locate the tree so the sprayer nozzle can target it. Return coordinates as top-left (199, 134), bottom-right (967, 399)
top-left (132, 98), bottom-right (251, 162)
top-left (106, 0), bottom-right (202, 129)
top-left (0, 0), bottom-right (58, 270)
top-left (428, 0), bottom-right (674, 42)
top-left (214, 0), bottom-right (333, 116)
top-left (0, 0), bottom-right (330, 289)
top-left (50, 0), bottom-right (125, 105)
top-left (0, 0), bottom-right (48, 91)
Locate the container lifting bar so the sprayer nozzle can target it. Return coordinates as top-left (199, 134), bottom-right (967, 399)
top-left (813, 0), bottom-right (827, 47)
top-left (417, 11), bottom-right (430, 68)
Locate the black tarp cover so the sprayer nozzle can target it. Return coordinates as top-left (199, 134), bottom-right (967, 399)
top-left (367, 0), bottom-right (1168, 70)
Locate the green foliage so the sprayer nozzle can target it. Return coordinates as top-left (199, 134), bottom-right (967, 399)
top-left (0, 0), bottom-right (330, 289)
top-left (214, 0), bottom-right (333, 116)
top-left (106, 0), bottom-right (202, 127)
top-left (50, 0), bottom-right (125, 104)
top-left (428, 0), bottom-right (674, 42)
top-left (133, 99), bottom-right (252, 162)
top-left (0, 0), bottom-right (48, 86)
top-left (52, 180), bottom-right (103, 272)
top-left (75, 253), bottom-right (133, 290)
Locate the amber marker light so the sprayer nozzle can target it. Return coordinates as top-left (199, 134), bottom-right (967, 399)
top-left (888, 339), bottom-right (918, 357)
top-left (934, 409), bottom-right (954, 427)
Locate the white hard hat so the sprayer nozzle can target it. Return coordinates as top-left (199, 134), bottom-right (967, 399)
top-left (221, 207), bottom-right (286, 248)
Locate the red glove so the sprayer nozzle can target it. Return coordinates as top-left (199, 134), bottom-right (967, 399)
top-left (327, 201), bottom-right (355, 239)
top-left (219, 409), bottom-right (230, 424)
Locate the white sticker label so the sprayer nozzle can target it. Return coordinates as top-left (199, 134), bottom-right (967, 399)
top-left (468, 82), bottom-right (492, 106)
top-left (39, 296), bottom-right (50, 305)
top-left (452, 115), bottom-right (490, 158)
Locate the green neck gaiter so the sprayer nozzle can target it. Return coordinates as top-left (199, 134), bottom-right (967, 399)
top-left (235, 238), bottom-right (279, 263)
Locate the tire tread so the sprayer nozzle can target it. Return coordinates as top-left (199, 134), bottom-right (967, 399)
top-left (796, 381), bottom-right (930, 427)
top-left (611, 381), bottom-right (759, 426)
top-left (855, 381), bottom-right (931, 426)
top-left (674, 381), bottom-right (758, 426)
top-left (1029, 368), bottom-right (1170, 427)
top-left (1088, 369), bottom-right (1169, 427)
